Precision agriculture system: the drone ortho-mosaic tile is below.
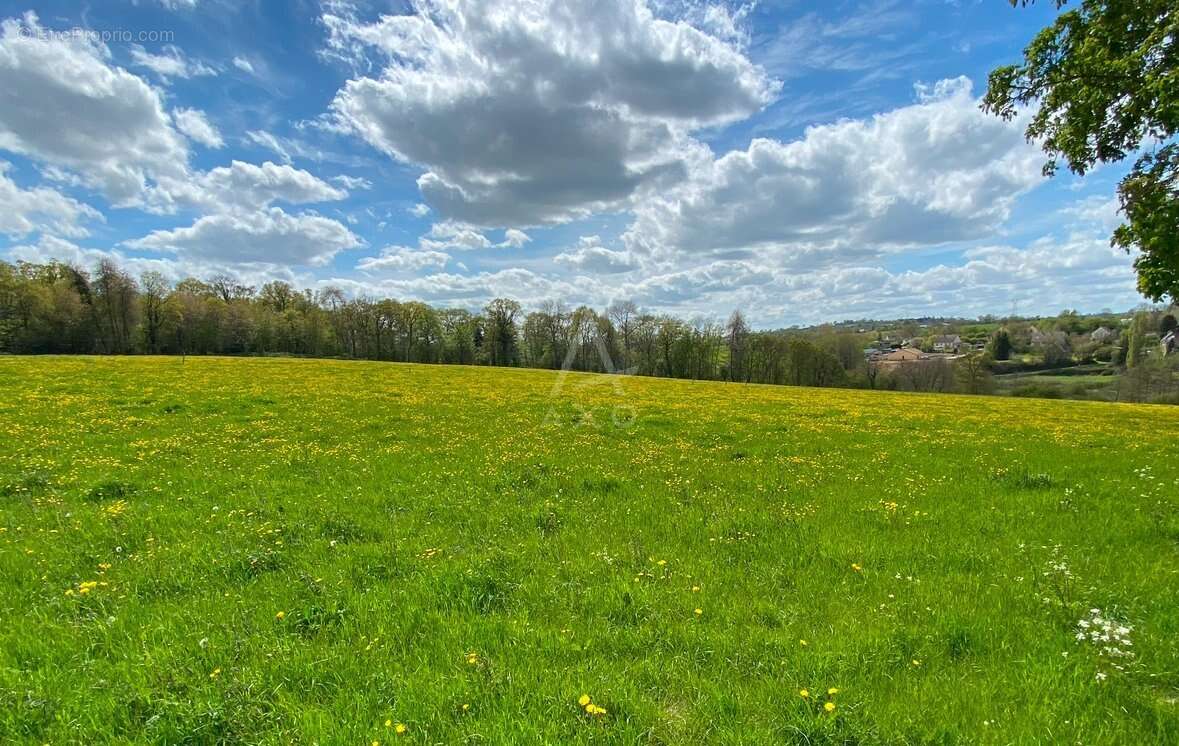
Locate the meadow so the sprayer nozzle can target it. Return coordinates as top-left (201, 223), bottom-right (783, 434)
top-left (1, 356), bottom-right (1178, 744)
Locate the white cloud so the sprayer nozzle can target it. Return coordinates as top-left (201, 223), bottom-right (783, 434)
top-left (232, 56), bottom-right (255, 75)
top-left (129, 44), bottom-right (216, 81)
top-left (0, 13), bottom-right (191, 207)
top-left (127, 207), bottom-right (363, 266)
top-left (246, 130), bottom-right (293, 164)
top-left (409, 203), bottom-right (430, 218)
top-left (331, 174), bottom-right (372, 190)
top-left (0, 162), bottom-right (102, 238)
top-left (6, 234), bottom-right (312, 291)
top-left (415, 222), bottom-right (532, 251)
top-left (172, 107), bottom-right (224, 148)
top-left (500, 229), bottom-right (531, 249)
top-left (161, 160), bottom-right (347, 212)
top-left (420, 222), bottom-right (493, 252)
top-left (554, 235), bottom-right (639, 274)
top-left (624, 78), bottom-right (1043, 261)
top-left (356, 245), bottom-right (450, 272)
top-left (323, 0), bottom-right (777, 226)
top-left (336, 267), bottom-right (593, 308)
top-left (600, 225), bottom-right (1138, 326)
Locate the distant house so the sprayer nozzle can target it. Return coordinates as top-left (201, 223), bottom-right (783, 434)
top-left (1090, 326), bottom-right (1114, 343)
top-left (881, 347), bottom-right (925, 363)
top-left (1163, 330), bottom-right (1178, 356)
top-left (1031, 328), bottom-right (1068, 348)
top-left (932, 334), bottom-right (961, 353)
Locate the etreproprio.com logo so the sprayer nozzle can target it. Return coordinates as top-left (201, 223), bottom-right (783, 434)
top-left (18, 25), bottom-right (176, 44)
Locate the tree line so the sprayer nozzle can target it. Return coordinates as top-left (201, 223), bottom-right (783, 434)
top-left (0, 259), bottom-right (855, 388)
top-left (5, 258), bottom-right (1175, 402)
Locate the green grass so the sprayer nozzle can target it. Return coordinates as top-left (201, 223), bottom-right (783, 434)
top-left (1, 356), bottom-right (1178, 744)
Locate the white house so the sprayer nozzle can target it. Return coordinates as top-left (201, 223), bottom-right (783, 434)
top-left (1090, 326), bottom-right (1114, 343)
top-left (932, 334), bottom-right (961, 353)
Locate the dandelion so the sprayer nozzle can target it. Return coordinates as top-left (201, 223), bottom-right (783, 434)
top-left (694, 608), bottom-right (703, 616)
top-left (799, 689), bottom-right (809, 698)
top-left (395, 723), bottom-right (407, 734)
top-left (851, 563), bottom-right (862, 572)
top-left (209, 668), bottom-right (221, 679)
top-left (691, 586), bottom-right (700, 592)
top-left (385, 719), bottom-right (392, 728)
top-left (827, 687), bottom-right (838, 695)
top-left (911, 659), bottom-right (921, 667)
top-left (578, 694), bottom-right (591, 707)
top-left (824, 702), bottom-right (836, 713)
top-left (275, 611), bottom-right (285, 620)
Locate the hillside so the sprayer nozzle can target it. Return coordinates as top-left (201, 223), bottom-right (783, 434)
top-left (1, 357), bottom-right (1177, 744)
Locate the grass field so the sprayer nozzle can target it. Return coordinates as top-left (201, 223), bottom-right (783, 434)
top-left (2, 356), bottom-right (1178, 744)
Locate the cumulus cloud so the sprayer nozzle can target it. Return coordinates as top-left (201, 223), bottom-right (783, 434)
top-left (338, 267), bottom-right (592, 307)
top-left (601, 225), bottom-right (1138, 325)
top-left (417, 222), bottom-right (532, 251)
top-left (322, 0), bottom-right (777, 225)
top-left (173, 108), bottom-right (224, 148)
top-left (160, 160), bottom-right (347, 212)
top-left (129, 44), bottom-right (217, 81)
top-left (0, 13), bottom-right (191, 207)
top-left (554, 236), bottom-right (640, 274)
top-left (0, 162), bottom-right (103, 238)
top-left (356, 245), bottom-right (450, 272)
top-left (127, 207), bottom-right (362, 266)
top-left (501, 229), bottom-right (531, 249)
top-left (624, 78), bottom-right (1043, 261)
top-left (6, 234), bottom-right (311, 291)
top-left (420, 222), bottom-right (493, 252)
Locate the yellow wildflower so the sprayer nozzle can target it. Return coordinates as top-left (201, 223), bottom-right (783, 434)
top-left (799, 689), bottom-right (809, 698)
top-left (578, 694), bottom-right (591, 707)
top-left (824, 702), bottom-right (836, 713)
top-left (275, 611), bottom-right (285, 620)
top-left (394, 723), bottom-right (407, 735)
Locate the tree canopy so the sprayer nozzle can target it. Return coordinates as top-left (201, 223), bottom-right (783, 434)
top-left (983, 0), bottom-right (1178, 302)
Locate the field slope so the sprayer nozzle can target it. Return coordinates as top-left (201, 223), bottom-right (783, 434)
top-left (1, 356), bottom-right (1178, 744)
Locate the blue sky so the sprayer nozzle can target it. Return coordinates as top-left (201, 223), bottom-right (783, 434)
top-left (0, 0), bottom-right (1145, 326)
